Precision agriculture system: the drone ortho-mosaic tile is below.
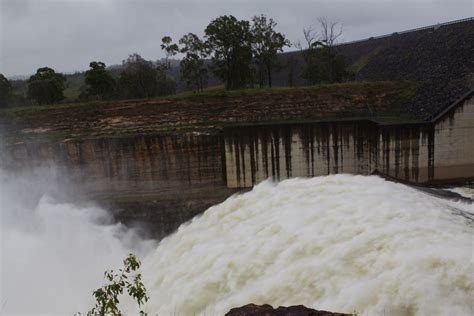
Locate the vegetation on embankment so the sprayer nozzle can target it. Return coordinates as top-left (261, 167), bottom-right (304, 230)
top-left (0, 80), bottom-right (419, 143)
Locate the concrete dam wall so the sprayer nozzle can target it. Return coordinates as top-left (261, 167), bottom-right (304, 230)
top-left (433, 94), bottom-right (474, 181)
top-left (2, 95), bottom-right (472, 237)
top-left (5, 133), bottom-right (225, 195)
top-left (226, 95), bottom-right (474, 187)
top-left (4, 96), bottom-right (473, 192)
top-left (225, 121), bottom-right (433, 188)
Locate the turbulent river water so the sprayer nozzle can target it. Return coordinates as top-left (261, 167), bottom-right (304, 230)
top-left (1, 169), bottom-right (473, 315)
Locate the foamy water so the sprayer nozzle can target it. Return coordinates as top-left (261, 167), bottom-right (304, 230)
top-left (137, 175), bottom-right (473, 316)
top-left (449, 187), bottom-right (474, 199)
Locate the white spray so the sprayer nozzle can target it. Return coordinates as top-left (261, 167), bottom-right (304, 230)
top-left (0, 167), bottom-right (154, 315)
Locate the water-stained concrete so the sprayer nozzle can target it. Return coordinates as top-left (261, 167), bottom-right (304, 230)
top-left (224, 96), bottom-right (473, 188)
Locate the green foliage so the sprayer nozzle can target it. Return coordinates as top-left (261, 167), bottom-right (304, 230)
top-left (0, 73), bottom-right (12, 107)
top-left (84, 62), bottom-right (116, 100)
top-left (303, 46), bottom-right (350, 84)
top-left (160, 34), bottom-right (209, 92)
top-left (155, 68), bottom-right (177, 97)
top-left (27, 67), bottom-right (66, 105)
top-left (160, 36), bottom-right (179, 68)
top-left (64, 72), bottom-right (87, 101)
top-left (80, 253), bottom-right (149, 316)
top-left (250, 14), bottom-right (290, 87)
top-left (285, 56), bottom-right (299, 87)
top-left (119, 54), bottom-right (175, 99)
top-left (178, 33), bottom-right (209, 92)
top-left (205, 15), bottom-right (254, 90)
top-left (298, 18), bottom-right (351, 85)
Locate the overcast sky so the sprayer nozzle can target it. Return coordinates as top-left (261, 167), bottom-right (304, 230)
top-left (1, 0), bottom-right (472, 77)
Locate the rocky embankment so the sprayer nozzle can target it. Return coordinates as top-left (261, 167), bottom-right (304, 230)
top-left (276, 18), bottom-right (474, 120)
top-left (0, 81), bottom-right (417, 143)
top-left (226, 304), bottom-right (351, 316)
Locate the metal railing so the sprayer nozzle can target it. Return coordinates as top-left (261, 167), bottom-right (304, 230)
top-left (336, 17), bottom-right (474, 46)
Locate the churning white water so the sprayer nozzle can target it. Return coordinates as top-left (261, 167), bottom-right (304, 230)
top-left (137, 175), bottom-right (473, 316)
top-left (1, 169), bottom-right (473, 316)
top-left (449, 187), bottom-right (474, 199)
top-left (0, 168), bottom-right (154, 315)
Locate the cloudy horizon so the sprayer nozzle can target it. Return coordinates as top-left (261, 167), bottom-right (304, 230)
top-left (1, 0), bottom-right (473, 78)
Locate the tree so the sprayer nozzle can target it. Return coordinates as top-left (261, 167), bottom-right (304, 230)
top-left (205, 15), bottom-right (254, 90)
top-left (318, 17), bottom-right (343, 49)
top-left (317, 17), bottom-right (346, 82)
top-left (296, 26), bottom-right (324, 85)
top-left (297, 18), bottom-right (348, 85)
top-left (79, 253), bottom-right (149, 316)
top-left (178, 33), bottom-right (209, 92)
top-left (285, 55), bottom-right (299, 87)
top-left (119, 54), bottom-right (157, 99)
top-left (250, 15), bottom-right (290, 88)
top-left (0, 73), bottom-right (12, 107)
top-left (155, 68), bottom-right (176, 97)
top-left (119, 54), bottom-right (175, 99)
top-left (160, 36), bottom-right (179, 70)
top-left (160, 34), bottom-right (209, 93)
top-left (84, 61), bottom-right (116, 100)
top-left (27, 67), bottom-right (66, 105)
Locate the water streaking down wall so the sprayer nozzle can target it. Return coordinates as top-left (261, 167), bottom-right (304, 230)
top-left (225, 95), bottom-right (474, 187)
top-left (132, 175), bottom-right (473, 316)
top-left (225, 121), bottom-right (435, 187)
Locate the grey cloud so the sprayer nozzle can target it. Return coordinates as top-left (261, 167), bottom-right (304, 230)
top-left (0, 0), bottom-right (472, 77)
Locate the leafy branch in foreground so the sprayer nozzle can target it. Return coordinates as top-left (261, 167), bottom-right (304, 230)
top-left (77, 253), bottom-right (149, 316)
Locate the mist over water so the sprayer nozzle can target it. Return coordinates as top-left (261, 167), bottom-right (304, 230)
top-left (136, 175), bottom-right (473, 316)
top-left (0, 167), bottom-right (155, 315)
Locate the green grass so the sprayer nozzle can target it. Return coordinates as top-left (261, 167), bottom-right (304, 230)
top-left (1, 130), bottom-right (68, 144)
top-left (1, 80), bottom-right (417, 117)
top-left (171, 80), bottom-right (416, 101)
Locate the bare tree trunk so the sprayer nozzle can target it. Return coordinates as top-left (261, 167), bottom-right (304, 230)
top-left (267, 64), bottom-right (272, 88)
top-left (259, 66), bottom-right (264, 88)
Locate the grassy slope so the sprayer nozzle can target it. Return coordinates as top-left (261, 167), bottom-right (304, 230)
top-left (0, 80), bottom-right (420, 143)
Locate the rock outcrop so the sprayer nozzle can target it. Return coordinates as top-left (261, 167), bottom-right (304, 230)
top-left (226, 304), bottom-right (351, 316)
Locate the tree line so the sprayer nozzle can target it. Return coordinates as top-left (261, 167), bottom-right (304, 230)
top-left (0, 14), bottom-right (351, 107)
